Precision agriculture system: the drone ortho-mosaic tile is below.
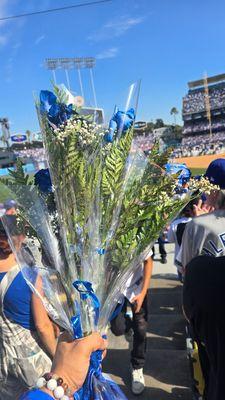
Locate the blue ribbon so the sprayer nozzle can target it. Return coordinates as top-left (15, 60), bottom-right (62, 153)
top-left (71, 313), bottom-right (83, 340)
top-left (96, 248), bottom-right (105, 255)
top-left (71, 281), bottom-right (100, 339)
top-left (71, 282), bottom-right (128, 399)
top-left (105, 107), bottom-right (135, 143)
top-left (74, 341), bottom-right (128, 399)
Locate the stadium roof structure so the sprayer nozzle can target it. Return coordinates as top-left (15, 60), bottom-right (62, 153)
top-left (188, 73), bottom-right (225, 89)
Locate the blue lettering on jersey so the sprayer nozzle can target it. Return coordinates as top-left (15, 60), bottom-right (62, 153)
top-left (202, 247), bottom-right (215, 256)
top-left (208, 240), bottom-right (223, 254)
top-left (219, 232), bottom-right (225, 248)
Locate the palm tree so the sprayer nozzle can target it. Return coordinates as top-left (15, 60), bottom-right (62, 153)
top-left (170, 107), bottom-right (179, 125)
top-left (26, 130), bottom-right (32, 143)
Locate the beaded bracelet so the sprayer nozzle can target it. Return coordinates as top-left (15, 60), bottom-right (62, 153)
top-left (36, 372), bottom-right (77, 400)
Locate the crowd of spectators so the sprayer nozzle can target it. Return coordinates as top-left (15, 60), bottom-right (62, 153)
top-left (183, 84), bottom-right (225, 114)
top-left (134, 131), bottom-right (225, 159)
top-left (183, 118), bottom-right (225, 134)
top-left (133, 134), bottom-right (154, 151)
top-left (172, 131), bottom-right (225, 158)
top-left (15, 148), bottom-right (46, 163)
top-left (12, 130), bottom-right (225, 163)
top-left (166, 158), bottom-right (225, 400)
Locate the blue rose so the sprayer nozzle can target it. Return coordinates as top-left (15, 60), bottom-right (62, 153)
top-left (34, 168), bottom-right (52, 194)
top-left (40, 90), bottom-right (74, 127)
top-left (165, 163), bottom-right (191, 185)
top-left (113, 108), bottom-right (135, 132)
top-left (105, 107), bottom-right (135, 142)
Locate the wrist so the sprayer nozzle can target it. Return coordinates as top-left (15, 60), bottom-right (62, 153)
top-left (141, 288), bottom-right (147, 296)
top-left (36, 372), bottom-right (79, 399)
top-left (51, 369), bottom-right (80, 393)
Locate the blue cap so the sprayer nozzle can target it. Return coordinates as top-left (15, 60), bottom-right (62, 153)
top-left (205, 158), bottom-right (225, 189)
top-left (4, 199), bottom-right (17, 210)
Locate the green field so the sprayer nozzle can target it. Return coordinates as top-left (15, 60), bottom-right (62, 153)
top-left (0, 181), bottom-right (13, 203)
top-left (190, 167), bottom-right (206, 176)
top-left (0, 167), bottom-right (206, 204)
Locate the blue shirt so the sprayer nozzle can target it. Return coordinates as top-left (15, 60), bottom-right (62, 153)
top-left (0, 270), bottom-right (35, 330)
top-left (20, 389), bottom-right (52, 400)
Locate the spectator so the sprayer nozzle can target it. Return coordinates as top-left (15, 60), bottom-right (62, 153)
top-left (111, 251), bottom-right (153, 395)
top-left (4, 199), bottom-right (17, 215)
top-left (178, 158), bottom-right (225, 269)
top-left (20, 332), bottom-right (107, 400)
top-left (167, 199), bottom-right (198, 281)
top-left (152, 235), bottom-right (167, 264)
top-left (0, 216), bottom-right (57, 399)
top-left (183, 255), bottom-right (225, 400)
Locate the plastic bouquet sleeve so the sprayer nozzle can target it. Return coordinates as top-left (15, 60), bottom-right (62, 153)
top-left (1, 82), bottom-right (215, 400)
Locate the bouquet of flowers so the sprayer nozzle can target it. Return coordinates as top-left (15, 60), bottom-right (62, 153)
top-left (1, 83), bottom-right (214, 399)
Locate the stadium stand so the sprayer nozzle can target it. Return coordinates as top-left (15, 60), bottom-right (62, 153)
top-left (172, 132), bottom-right (225, 158)
top-left (182, 74), bottom-right (225, 136)
top-left (183, 84), bottom-right (225, 115)
top-left (170, 74), bottom-right (225, 157)
top-left (0, 140), bottom-right (48, 176)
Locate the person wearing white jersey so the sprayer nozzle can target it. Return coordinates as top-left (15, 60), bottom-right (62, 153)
top-left (167, 199), bottom-right (198, 281)
top-left (111, 250), bottom-right (153, 395)
top-left (178, 158), bottom-right (225, 269)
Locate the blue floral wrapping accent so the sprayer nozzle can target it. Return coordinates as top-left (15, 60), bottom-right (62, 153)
top-left (73, 280), bottom-right (100, 331)
top-left (71, 313), bottom-right (83, 340)
top-left (71, 281), bottom-right (128, 399)
top-left (40, 90), bottom-right (74, 126)
top-left (74, 348), bottom-right (128, 400)
top-left (96, 248), bottom-right (105, 255)
top-left (105, 107), bottom-right (135, 142)
top-left (165, 162), bottom-right (191, 185)
top-left (34, 168), bottom-right (52, 194)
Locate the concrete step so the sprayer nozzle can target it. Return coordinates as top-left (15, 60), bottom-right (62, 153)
top-left (147, 314), bottom-right (187, 350)
top-left (103, 246), bottom-right (193, 399)
top-left (150, 276), bottom-right (182, 291)
top-left (103, 347), bottom-right (192, 400)
top-left (149, 291), bottom-right (183, 315)
top-left (108, 313), bottom-right (187, 350)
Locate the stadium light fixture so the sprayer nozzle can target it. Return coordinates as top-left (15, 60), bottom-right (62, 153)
top-left (0, 117), bottom-right (10, 148)
top-left (203, 72), bottom-right (212, 137)
top-left (44, 57), bottom-right (97, 107)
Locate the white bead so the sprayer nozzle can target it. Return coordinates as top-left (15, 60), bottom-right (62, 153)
top-left (36, 377), bottom-right (46, 388)
top-left (61, 396), bottom-right (70, 400)
top-left (53, 386), bottom-right (65, 399)
top-left (47, 378), bottom-right (58, 391)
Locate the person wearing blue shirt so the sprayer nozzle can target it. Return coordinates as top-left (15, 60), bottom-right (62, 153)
top-left (20, 332), bottom-right (107, 400)
top-left (0, 216), bottom-right (58, 399)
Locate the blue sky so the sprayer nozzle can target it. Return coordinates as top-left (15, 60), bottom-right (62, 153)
top-left (0, 0), bottom-right (225, 134)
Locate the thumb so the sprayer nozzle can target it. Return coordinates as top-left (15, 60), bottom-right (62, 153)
top-left (131, 296), bottom-right (138, 303)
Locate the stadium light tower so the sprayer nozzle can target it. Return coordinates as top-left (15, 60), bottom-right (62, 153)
top-left (45, 59), bottom-right (58, 84)
top-left (0, 118), bottom-right (10, 148)
top-left (203, 72), bottom-right (213, 137)
top-left (73, 58), bottom-right (85, 99)
top-left (44, 57), bottom-right (97, 107)
top-left (86, 58), bottom-right (98, 109)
